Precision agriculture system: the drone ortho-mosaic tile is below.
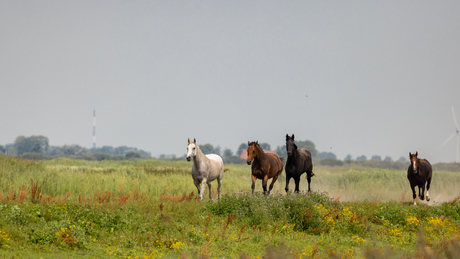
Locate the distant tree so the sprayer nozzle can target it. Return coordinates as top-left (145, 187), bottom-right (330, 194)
top-left (295, 140), bottom-right (318, 157)
top-left (113, 146), bottom-right (130, 156)
top-left (259, 143), bottom-right (271, 151)
top-left (59, 144), bottom-right (86, 156)
top-left (214, 145), bottom-right (221, 156)
top-left (317, 152), bottom-right (336, 160)
top-left (356, 155), bottom-right (367, 161)
top-left (371, 155), bottom-right (382, 161)
top-left (14, 135), bottom-right (49, 155)
top-left (125, 152), bottom-right (142, 159)
top-left (199, 143), bottom-right (220, 155)
top-left (344, 154), bottom-right (353, 161)
top-left (93, 146), bottom-right (114, 155)
top-left (398, 156), bottom-right (407, 163)
top-left (222, 148), bottom-right (233, 158)
top-left (276, 145), bottom-right (286, 156)
top-left (236, 143), bottom-right (248, 157)
top-left (47, 146), bottom-right (61, 156)
top-left (159, 154), bottom-right (176, 159)
top-left (384, 156), bottom-right (393, 162)
top-left (0, 145), bottom-right (5, 154)
top-left (92, 153), bottom-right (113, 161)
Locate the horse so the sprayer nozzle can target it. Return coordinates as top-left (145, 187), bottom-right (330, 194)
top-left (285, 134), bottom-right (315, 193)
top-left (186, 138), bottom-right (224, 201)
top-left (407, 152), bottom-right (432, 206)
top-left (246, 141), bottom-right (283, 195)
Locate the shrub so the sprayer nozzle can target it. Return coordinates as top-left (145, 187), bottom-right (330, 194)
top-left (203, 191), bottom-right (332, 232)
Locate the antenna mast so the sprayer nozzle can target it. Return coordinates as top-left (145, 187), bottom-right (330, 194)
top-left (93, 109), bottom-right (96, 149)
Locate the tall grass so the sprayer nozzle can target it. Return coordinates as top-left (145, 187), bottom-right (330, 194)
top-left (2, 155), bottom-right (459, 203)
top-left (1, 155), bottom-right (460, 258)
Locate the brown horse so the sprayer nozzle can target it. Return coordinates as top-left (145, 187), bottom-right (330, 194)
top-left (407, 152), bottom-right (432, 206)
top-left (246, 141), bottom-right (283, 195)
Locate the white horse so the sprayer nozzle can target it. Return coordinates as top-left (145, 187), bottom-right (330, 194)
top-left (186, 138), bottom-right (224, 201)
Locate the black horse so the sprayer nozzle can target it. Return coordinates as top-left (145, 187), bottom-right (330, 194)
top-left (285, 134), bottom-right (314, 192)
top-left (407, 152), bottom-right (432, 205)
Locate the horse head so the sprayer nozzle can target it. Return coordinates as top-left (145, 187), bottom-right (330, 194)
top-left (409, 151), bottom-right (419, 173)
top-left (247, 141), bottom-right (259, 165)
top-left (286, 134), bottom-right (297, 156)
top-left (186, 138), bottom-right (197, 162)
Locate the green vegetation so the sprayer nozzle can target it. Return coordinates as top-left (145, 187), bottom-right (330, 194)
top-left (4, 135), bottom-right (151, 159)
top-left (0, 155), bottom-right (459, 258)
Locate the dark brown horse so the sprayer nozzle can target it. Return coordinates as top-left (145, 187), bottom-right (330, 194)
top-left (246, 141), bottom-right (283, 195)
top-left (285, 134), bottom-right (314, 192)
top-left (407, 152), bottom-right (432, 205)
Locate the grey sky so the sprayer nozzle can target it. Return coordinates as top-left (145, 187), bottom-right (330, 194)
top-left (1, 1), bottom-right (459, 163)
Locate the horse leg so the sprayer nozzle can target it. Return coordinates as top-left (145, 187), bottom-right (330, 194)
top-left (199, 179), bottom-right (207, 201)
top-left (251, 175), bottom-right (257, 195)
top-left (207, 182), bottom-right (212, 200)
top-left (411, 184), bottom-right (417, 205)
top-left (262, 175), bottom-right (269, 194)
top-left (217, 177), bottom-right (222, 200)
top-left (194, 179), bottom-right (201, 199)
top-left (420, 185), bottom-right (425, 201)
top-left (426, 178), bottom-right (431, 202)
top-left (306, 176), bottom-right (311, 192)
top-left (285, 174), bottom-right (291, 193)
top-left (294, 176), bottom-right (300, 193)
top-left (268, 174), bottom-right (279, 194)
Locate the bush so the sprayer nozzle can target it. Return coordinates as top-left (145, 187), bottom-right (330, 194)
top-left (203, 191), bottom-right (332, 232)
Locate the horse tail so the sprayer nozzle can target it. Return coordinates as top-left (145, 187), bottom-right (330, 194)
top-left (224, 168), bottom-right (229, 172)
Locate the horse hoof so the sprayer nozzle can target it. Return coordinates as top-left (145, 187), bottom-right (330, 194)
top-left (427, 197), bottom-right (430, 202)
top-left (420, 196), bottom-right (425, 201)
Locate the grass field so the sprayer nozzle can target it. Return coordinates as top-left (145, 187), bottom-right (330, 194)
top-left (0, 155), bottom-right (459, 258)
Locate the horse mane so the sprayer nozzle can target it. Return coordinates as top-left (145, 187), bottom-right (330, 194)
top-left (248, 141), bottom-right (264, 155)
top-left (248, 141), bottom-right (261, 149)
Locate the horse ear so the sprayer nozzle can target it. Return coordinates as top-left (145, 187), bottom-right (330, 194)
top-left (286, 134), bottom-right (289, 140)
top-left (415, 151), bottom-right (418, 156)
top-left (292, 134), bottom-right (295, 140)
top-left (193, 138), bottom-right (196, 144)
top-left (256, 141), bottom-right (258, 145)
top-left (409, 152), bottom-right (411, 157)
top-left (188, 138), bottom-right (190, 144)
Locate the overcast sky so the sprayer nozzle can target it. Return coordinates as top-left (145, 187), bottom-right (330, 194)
top-left (1, 1), bottom-right (459, 163)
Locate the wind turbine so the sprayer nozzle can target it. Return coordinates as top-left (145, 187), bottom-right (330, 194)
top-left (440, 105), bottom-right (459, 163)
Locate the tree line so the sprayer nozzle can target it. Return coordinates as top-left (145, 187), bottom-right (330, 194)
top-left (4, 136), bottom-right (458, 171)
top-left (0, 135), bottom-right (151, 161)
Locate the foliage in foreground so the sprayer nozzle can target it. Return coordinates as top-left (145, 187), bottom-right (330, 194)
top-left (0, 189), bottom-right (459, 258)
top-left (0, 155), bottom-right (460, 258)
